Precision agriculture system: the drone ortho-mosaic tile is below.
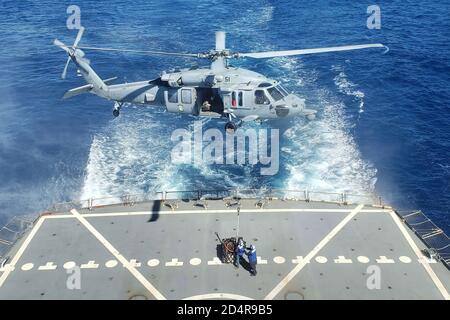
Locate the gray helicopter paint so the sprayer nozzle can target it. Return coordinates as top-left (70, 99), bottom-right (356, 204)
top-left (65, 56), bottom-right (307, 120)
top-left (54, 29), bottom-right (385, 125)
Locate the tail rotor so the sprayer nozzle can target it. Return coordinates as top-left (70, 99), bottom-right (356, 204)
top-left (53, 27), bottom-right (85, 79)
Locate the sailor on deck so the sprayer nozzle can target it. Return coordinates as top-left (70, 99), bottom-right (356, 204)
top-left (247, 244), bottom-right (257, 276)
top-left (235, 239), bottom-right (245, 268)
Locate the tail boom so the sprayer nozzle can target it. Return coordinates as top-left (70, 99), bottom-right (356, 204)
top-left (54, 28), bottom-right (109, 99)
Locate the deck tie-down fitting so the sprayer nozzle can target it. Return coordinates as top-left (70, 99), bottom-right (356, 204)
top-left (224, 198), bottom-right (240, 208)
top-left (194, 199), bottom-right (208, 209)
top-left (255, 198), bottom-right (269, 209)
top-left (163, 200), bottom-right (179, 211)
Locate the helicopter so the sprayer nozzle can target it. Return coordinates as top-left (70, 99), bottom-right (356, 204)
top-left (54, 28), bottom-right (386, 132)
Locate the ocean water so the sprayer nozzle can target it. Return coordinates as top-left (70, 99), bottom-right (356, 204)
top-left (0, 0), bottom-right (449, 233)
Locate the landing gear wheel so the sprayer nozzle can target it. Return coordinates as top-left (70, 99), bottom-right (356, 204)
top-left (112, 109), bottom-right (120, 118)
top-left (225, 122), bottom-right (237, 134)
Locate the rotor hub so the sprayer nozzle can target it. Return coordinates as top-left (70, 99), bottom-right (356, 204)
top-left (199, 49), bottom-right (237, 61)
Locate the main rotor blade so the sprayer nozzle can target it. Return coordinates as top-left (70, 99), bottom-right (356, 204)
top-left (62, 56), bottom-right (71, 79)
top-left (73, 26), bottom-right (85, 48)
top-left (239, 43), bottom-right (386, 59)
top-left (53, 39), bottom-right (71, 54)
top-left (216, 31), bottom-right (226, 51)
top-left (74, 46), bottom-right (200, 58)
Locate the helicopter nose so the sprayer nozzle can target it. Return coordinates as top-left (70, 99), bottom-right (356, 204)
top-left (284, 94), bottom-right (306, 116)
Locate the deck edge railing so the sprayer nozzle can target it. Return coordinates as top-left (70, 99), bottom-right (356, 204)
top-left (395, 210), bottom-right (450, 270)
top-left (46, 188), bottom-right (384, 212)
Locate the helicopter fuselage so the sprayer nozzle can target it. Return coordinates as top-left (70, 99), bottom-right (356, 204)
top-left (105, 66), bottom-right (315, 121)
top-left (55, 28), bottom-right (384, 129)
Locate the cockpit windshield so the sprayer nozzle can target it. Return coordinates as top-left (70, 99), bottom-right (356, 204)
top-left (276, 85), bottom-right (289, 96)
top-left (267, 86), bottom-right (284, 102)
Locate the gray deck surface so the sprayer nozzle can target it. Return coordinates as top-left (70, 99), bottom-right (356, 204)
top-left (0, 199), bottom-right (448, 300)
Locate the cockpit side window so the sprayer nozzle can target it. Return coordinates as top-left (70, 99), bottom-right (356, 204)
top-left (267, 87), bottom-right (284, 102)
top-left (255, 90), bottom-right (270, 105)
top-left (168, 89), bottom-right (178, 103)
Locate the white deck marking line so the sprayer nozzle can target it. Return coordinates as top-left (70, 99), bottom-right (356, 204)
top-left (165, 258), bottom-right (183, 267)
top-left (376, 256), bottom-right (394, 264)
top-left (399, 256), bottom-right (412, 264)
top-left (334, 256), bottom-right (352, 264)
top-left (418, 257), bottom-right (437, 264)
top-left (70, 209), bottom-right (165, 300)
top-left (264, 204), bottom-right (364, 300)
top-left (21, 263), bottom-right (34, 271)
top-left (44, 208), bottom-right (389, 219)
top-left (129, 259), bottom-right (141, 267)
top-left (207, 257), bottom-right (223, 265)
top-left (189, 258), bottom-right (201, 266)
top-left (81, 261), bottom-right (99, 269)
top-left (38, 262), bottom-right (57, 271)
top-left (257, 256), bottom-right (268, 265)
top-left (292, 256), bottom-right (309, 264)
top-left (63, 261), bottom-right (76, 269)
top-left (273, 256), bottom-right (285, 264)
top-left (389, 210), bottom-right (449, 300)
top-left (0, 264), bottom-right (13, 272)
top-left (105, 260), bottom-right (118, 268)
top-left (0, 216), bottom-right (46, 287)
top-left (315, 256), bottom-right (328, 263)
top-left (357, 256), bottom-right (370, 263)
top-left (183, 293), bottom-right (253, 300)
top-left (147, 259), bottom-right (160, 267)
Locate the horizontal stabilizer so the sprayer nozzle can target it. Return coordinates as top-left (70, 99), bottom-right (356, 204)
top-left (302, 108), bottom-right (317, 115)
top-left (63, 83), bottom-right (93, 99)
top-left (302, 108), bottom-right (317, 120)
top-left (103, 76), bottom-right (118, 84)
top-left (242, 115), bottom-right (259, 122)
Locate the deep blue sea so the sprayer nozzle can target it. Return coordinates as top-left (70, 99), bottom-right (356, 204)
top-left (0, 0), bottom-right (449, 233)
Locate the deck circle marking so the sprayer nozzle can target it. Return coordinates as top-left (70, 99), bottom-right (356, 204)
top-left (147, 259), bottom-right (160, 267)
top-left (190, 258), bottom-right (201, 266)
top-left (399, 256), bottom-right (412, 263)
top-left (357, 256), bottom-right (370, 264)
top-left (105, 260), bottom-right (118, 268)
top-left (183, 293), bottom-right (253, 300)
top-left (21, 263), bottom-right (34, 271)
top-left (63, 261), bottom-right (76, 270)
top-left (315, 256), bottom-right (327, 263)
top-left (273, 256), bottom-right (286, 264)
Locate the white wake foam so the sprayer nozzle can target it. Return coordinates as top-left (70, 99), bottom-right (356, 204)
top-left (80, 107), bottom-right (185, 201)
top-left (268, 57), bottom-right (377, 197)
top-left (80, 1), bottom-right (377, 201)
top-left (332, 64), bottom-right (365, 114)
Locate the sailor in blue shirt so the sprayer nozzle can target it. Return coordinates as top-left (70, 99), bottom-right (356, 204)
top-left (234, 239), bottom-right (245, 268)
top-left (247, 244), bottom-right (257, 276)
